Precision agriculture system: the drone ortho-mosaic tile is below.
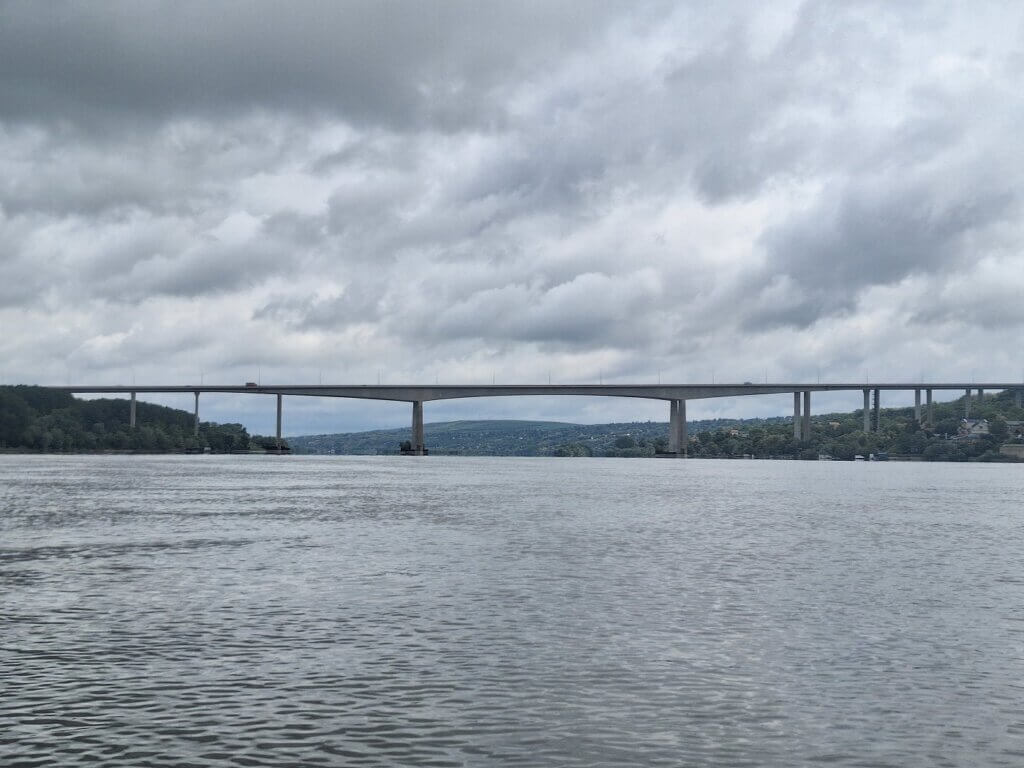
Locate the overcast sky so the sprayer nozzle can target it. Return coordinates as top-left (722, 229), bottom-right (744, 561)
top-left (2, 1), bottom-right (1023, 435)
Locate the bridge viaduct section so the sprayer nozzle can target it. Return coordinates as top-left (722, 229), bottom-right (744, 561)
top-left (50, 383), bottom-right (1024, 457)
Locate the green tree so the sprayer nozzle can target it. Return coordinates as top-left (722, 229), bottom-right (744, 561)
top-left (0, 389), bottom-right (33, 446)
top-left (989, 417), bottom-right (1009, 442)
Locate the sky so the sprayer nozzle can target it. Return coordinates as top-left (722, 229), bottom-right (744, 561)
top-left (2, 1), bottom-right (1023, 435)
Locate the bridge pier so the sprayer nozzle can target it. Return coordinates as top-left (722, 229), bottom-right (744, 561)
top-left (793, 392), bottom-right (801, 439)
top-left (412, 400), bottom-right (425, 455)
top-left (1017, 389), bottom-right (1022, 409)
top-left (862, 389), bottom-right (870, 432)
top-left (677, 399), bottom-right (687, 457)
top-left (193, 391), bottom-right (200, 438)
top-left (926, 389), bottom-right (934, 427)
top-left (276, 394), bottom-right (282, 454)
top-left (130, 391), bottom-right (136, 429)
top-left (802, 391), bottom-right (811, 440)
top-left (669, 400), bottom-right (679, 453)
top-left (914, 388), bottom-right (921, 425)
top-left (667, 399), bottom-right (688, 457)
top-left (872, 388), bottom-right (880, 432)
top-left (965, 388), bottom-right (971, 418)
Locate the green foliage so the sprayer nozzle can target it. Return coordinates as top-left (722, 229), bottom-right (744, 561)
top-left (0, 386), bottom-right (253, 453)
top-left (0, 389), bottom-right (34, 447)
top-left (679, 390), bottom-right (1023, 462)
top-left (989, 417), bottom-right (1009, 441)
top-left (553, 442), bottom-right (593, 457)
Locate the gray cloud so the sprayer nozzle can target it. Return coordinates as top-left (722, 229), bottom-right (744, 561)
top-left (0, 0), bottom-right (626, 130)
top-left (3, 0), bottom-right (1024, 429)
top-left (744, 174), bottom-right (1019, 329)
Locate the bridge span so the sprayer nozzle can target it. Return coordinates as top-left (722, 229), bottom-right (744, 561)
top-left (47, 383), bottom-right (1024, 457)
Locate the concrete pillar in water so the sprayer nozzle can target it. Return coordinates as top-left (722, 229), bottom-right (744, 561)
top-left (793, 392), bottom-right (802, 439)
top-left (668, 400), bottom-right (679, 454)
top-left (802, 391), bottom-right (811, 441)
top-left (965, 388), bottom-right (971, 418)
top-left (678, 399), bottom-right (688, 458)
top-left (914, 389), bottom-right (921, 425)
top-left (412, 400), bottom-right (425, 455)
top-left (926, 389), bottom-right (934, 427)
top-left (276, 394), bottom-right (282, 454)
top-left (130, 391), bottom-right (136, 428)
top-left (1017, 389), bottom-right (1022, 409)
top-left (863, 389), bottom-right (870, 433)
top-left (193, 391), bottom-right (200, 438)
top-left (872, 389), bottom-right (880, 432)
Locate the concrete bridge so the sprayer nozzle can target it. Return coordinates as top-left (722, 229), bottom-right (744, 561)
top-left (46, 383), bottom-right (1024, 456)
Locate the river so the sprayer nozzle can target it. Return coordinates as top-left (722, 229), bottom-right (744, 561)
top-left (2, 455), bottom-right (1023, 766)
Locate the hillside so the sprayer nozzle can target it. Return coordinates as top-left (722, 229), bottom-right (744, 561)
top-left (289, 416), bottom-right (788, 457)
top-left (290, 390), bottom-right (1024, 461)
top-left (0, 385), bottom-right (281, 453)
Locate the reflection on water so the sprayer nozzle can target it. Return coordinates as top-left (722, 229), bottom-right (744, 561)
top-left (2, 455), bottom-right (1024, 766)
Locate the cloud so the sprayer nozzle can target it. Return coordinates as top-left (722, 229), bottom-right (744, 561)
top-left (3, 0), bottom-right (1024, 431)
top-left (0, 0), bottom-right (624, 130)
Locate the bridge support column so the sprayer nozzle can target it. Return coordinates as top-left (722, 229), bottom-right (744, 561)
top-left (977, 388), bottom-right (984, 407)
top-left (276, 394), bottom-right (282, 454)
top-left (872, 388), bottom-right (880, 432)
top-left (914, 389), bottom-right (921, 425)
top-left (965, 388), bottom-right (971, 418)
top-left (802, 391), bottom-right (811, 441)
top-left (677, 399), bottom-right (687, 457)
top-left (668, 400), bottom-right (679, 454)
top-left (926, 389), bottom-right (933, 427)
top-left (863, 389), bottom-right (870, 433)
top-left (130, 391), bottom-right (136, 429)
top-left (793, 392), bottom-right (802, 439)
top-left (193, 391), bottom-right (200, 438)
top-left (1017, 389), bottom-right (1022, 409)
top-left (412, 400), bottom-right (425, 455)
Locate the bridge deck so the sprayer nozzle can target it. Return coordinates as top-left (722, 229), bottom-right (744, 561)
top-left (43, 383), bottom-right (1024, 402)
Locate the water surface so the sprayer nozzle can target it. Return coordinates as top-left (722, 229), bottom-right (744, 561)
top-left (2, 455), bottom-right (1024, 766)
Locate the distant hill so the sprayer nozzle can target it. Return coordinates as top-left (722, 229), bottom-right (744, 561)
top-left (289, 390), bottom-right (1024, 461)
top-left (288, 417), bottom-right (784, 457)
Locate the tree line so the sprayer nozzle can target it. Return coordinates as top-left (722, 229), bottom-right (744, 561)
top-left (0, 386), bottom-right (282, 453)
top-left (570, 390), bottom-right (1024, 461)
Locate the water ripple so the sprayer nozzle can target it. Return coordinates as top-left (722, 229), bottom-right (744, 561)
top-left (2, 455), bottom-right (1024, 766)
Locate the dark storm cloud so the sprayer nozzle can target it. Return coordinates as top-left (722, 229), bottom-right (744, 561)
top-left (0, 0), bottom-right (625, 129)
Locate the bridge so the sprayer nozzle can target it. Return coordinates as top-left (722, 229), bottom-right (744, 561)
top-left (44, 382), bottom-right (1024, 456)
